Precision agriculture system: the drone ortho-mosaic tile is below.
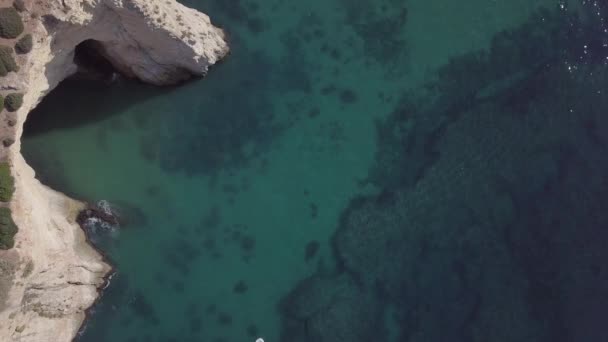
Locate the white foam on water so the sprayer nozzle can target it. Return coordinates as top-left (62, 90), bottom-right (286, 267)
top-left (97, 199), bottom-right (114, 216)
top-left (83, 200), bottom-right (121, 241)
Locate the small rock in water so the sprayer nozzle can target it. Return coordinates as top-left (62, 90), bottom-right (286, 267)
top-left (76, 201), bottom-right (119, 227)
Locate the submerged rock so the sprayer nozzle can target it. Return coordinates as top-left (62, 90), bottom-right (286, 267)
top-left (76, 202), bottom-right (119, 228)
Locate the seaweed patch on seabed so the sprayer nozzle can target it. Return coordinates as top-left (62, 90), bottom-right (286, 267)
top-left (162, 238), bottom-right (201, 276)
top-left (340, 0), bottom-right (409, 74)
top-left (158, 50), bottom-right (284, 176)
top-left (279, 4), bottom-right (608, 342)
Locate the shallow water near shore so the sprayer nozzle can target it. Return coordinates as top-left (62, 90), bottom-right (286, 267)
top-left (21, 0), bottom-right (608, 341)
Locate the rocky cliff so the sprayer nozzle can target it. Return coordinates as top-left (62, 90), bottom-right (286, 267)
top-left (0, 0), bottom-right (228, 341)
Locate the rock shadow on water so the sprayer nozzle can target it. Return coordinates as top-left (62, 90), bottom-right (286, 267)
top-left (22, 43), bottom-right (176, 195)
top-left (19, 147), bottom-right (75, 196)
top-left (25, 40), bottom-right (173, 137)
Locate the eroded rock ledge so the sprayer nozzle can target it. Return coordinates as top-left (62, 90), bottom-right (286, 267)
top-left (0, 0), bottom-right (228, 341)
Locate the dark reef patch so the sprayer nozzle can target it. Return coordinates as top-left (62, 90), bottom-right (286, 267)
top-left (23, 78), bottom-right (167, 137)
top-left (340, 0), bottom-right (409, 73)
top-left (279, 4), bottom-right (608, 341)
top-left (130, 291), bottom-right (160, 326)
top-left (279, 273), bottom-right (385, 342)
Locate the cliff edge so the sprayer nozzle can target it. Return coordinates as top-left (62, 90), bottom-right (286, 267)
top-left (0, 0), bottom-right (228, 341)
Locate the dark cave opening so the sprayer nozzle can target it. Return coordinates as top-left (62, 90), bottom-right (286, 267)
top-left (72, 39), bottom-right (121, 83)
top-left (22, 40), bottom-right (169, 137)
top-left (21, 40), bottom-right (170, 195)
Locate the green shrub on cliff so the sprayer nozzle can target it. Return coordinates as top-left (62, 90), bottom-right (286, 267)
top-left (0, 162), bottom-right (14, 202)
top-left (0, 45), bottom-right (18, 76)
top-left (4, 93), bottom-right (22, 112)
top-left (0, 95), bottom-right (4, 112)
top-left (0, 207), bottom-right (17, 250)
top-left (0, 7), bottom-right (24, 39)
top-left (15, 33), bottom-right (32, 54)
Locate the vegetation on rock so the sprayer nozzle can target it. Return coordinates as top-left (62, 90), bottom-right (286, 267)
top-left (0, 162), bottom-right (14, 202)
top-left (0, 7), bottom-right (24, 39)
top-left (0, 45), bottom-right (19, 76)
top-left (14, 33), bottom-right (32, 54)
top-left (0, 207), bottom-right (17, 250)
top-left (4, 93), bottom-right (23, 112)
top-left (12, 0), bottom-right (26, 12)
top-left (0, 95), bottom-right (4, 112)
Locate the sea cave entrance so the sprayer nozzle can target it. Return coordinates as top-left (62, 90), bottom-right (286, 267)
top-left (21, 39), bottom-right (167, 196)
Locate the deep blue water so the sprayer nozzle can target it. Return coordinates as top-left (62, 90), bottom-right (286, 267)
top-left (21, 0), bottom-right (608, 341)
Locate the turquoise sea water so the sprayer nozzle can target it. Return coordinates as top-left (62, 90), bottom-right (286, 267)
top-left (21, 0), bottom-right (608, 341)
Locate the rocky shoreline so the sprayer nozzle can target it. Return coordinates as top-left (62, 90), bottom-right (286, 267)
top-left (0, 1), bottom-right (228, 341)
top-left (73, 201), bottom-right (117, 342)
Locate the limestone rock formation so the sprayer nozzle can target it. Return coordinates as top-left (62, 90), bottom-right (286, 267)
top-left (0, 0), bottom-right (228, 341)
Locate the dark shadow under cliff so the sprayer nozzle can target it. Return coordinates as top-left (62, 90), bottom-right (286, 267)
top-left (23, 40), bottom-right (176, 137)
